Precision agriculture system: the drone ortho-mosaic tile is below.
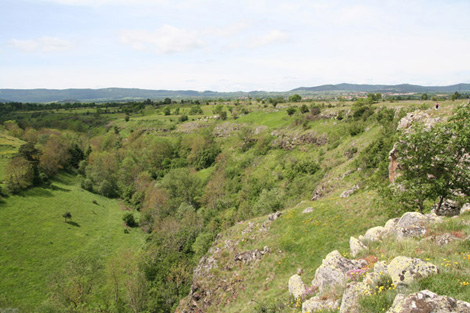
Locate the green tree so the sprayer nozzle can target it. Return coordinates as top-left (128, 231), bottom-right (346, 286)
top-left (286, 107), bottom-right (296, 116)
top-left (395, 106), bottom-right (470, 212)
top-left (163, 106), bottom-right (171, 116)
top-left (421, 93), bottom-right (428, 100)
top-left (289, 94), bottom-right (302, 102)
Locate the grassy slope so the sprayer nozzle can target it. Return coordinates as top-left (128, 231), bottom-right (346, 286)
top-left (0, 131), bottom-right (25, 183)
top-left (0, 173), bottom-right (145, 311)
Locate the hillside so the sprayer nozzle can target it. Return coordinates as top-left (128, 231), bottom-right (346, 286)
top-left (0, 97), bottom-right (469, 312)
top-left (0, 83), bottom-right (469, 103)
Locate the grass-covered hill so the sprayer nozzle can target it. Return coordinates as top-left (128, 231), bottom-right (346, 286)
top-left (0, 96), bottom-right (468, 312)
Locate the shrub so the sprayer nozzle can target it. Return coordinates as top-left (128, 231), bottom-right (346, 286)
top-left (122, 213), bottom-right (137, 227)
top-left (286, 107), bottom-right (296, 116)
top-left (300, 104), bottom-right (309, 114)
top-left (348, 122), bottom-right (365, 136)
top-left (81, 178), bottom-right (93, 191)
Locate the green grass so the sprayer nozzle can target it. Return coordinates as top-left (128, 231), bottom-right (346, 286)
top-left (236, 110), bottom-right (293, 128)
top-left (0, 173), bottom-right (146, 311)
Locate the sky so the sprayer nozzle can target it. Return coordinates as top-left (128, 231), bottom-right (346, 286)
top-left (0, 0), bottom-right (469, 91)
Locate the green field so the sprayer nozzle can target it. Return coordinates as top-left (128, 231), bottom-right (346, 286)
top-left (0, 173), bottom-right (145, 311)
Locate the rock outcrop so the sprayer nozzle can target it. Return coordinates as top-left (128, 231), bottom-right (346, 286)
top-left (387, 290), bottom-right (470, 313)
top-left (339, 282), bottom-right (370, 313)
top-left (340, 184), bottom-right (360, 198)
top-left (311, 250), bottom-right (367, 294)
top-left (387, 256), bottom-right (439, 287)
top-left (349, 236), bottom-right (367, 257)
top-left (288, 274), bottom-right (306, 299)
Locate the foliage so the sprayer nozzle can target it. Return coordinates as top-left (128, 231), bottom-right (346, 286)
top-left (288, 94), bottom-right (302, 102)
top-left (123, 212), bottom-right (138, 227)
top-left (395, 106), bottom-right (470, 212)
top-left (286, 107), bottom-right (296, 116)
top-left (6, 156), bottom-right (34, 193)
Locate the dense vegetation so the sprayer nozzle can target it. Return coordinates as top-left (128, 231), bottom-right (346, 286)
top-left (0, 95), bottom-right (467, 312)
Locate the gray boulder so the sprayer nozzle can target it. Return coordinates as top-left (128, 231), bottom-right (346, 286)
top-left (431, 199), bottom-right (461, 217)
top-left (340, 184), bottom-right (360, 198)
top-left (387, 290), bottom-right (470, 313)
top-left (302, 207), bottom-right (314, 214)
top-left (349, 236), bottom-right (367, 257)
top-left (461, 203), bottom-right (470, 215)
top-left (288, 274), bottom-right (306, 299)
top-left (387, 256), bottom-right (439, 287)
top-left (339, 282), bottom-right (370, 313)
top-left (311, 250), bottom-right (367, 294)
top-left (302, 297), bottom-right (339, 313)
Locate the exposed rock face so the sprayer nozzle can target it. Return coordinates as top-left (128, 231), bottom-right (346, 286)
top-left (387, 290), bottom-right (470, 313)
top-left (383, 217), bottom-right (400, 235)
top-left (392, 212), bottom-right (433, 240)
top-left (374, 261), bottom-right (388, 276)
top-left (461, 203), bottom-right (470, 215)
top-left (268, 211), bottom-right (283, 221)
top-left (387, 256), bottom-right (439, 287)
top-left (302, 207), bottom-right (314, 214)
top-left (234, 246), bottom-right (270, 265)
top-left (389, 111), bottom-right (442, 183)
top-left (271, 130), bottom-right (328, 150)
top-left (432, 199), bottom-right (461, 217)
top-left (423, 233), bottom-right (463, 246)
top-left (389, 146), bottom-right (399, 183)
top-left (311, 185), bottom-right (326, 201)
top-left (360, 226), bottom-right (385, 242)
top-left (339, 282), bottom-right (370, 313)
top-left (288, 274), bottom-right (306, 299)
top-left (302, 297), bottom-right (339, 313)
top-left (311, 250), bottom-right (367, 294)
top-left (396, 212), bottom-right (429, 229)
top-left (340, 184), bottom-right (360, 198)
top-left (349, 236), bottom-right (367, 257)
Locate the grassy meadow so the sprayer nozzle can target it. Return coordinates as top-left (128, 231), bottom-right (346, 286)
top-left (0, 173), bottom-right (145, 311)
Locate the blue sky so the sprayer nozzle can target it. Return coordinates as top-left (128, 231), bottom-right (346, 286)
top-left (1, 0), bottom-right (469, 91)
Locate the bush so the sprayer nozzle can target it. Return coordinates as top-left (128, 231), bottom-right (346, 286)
top-left (348, 122), bottom-right (365, 136)
top-left (286, 107), bottom-right (296, 116)
top-left (122, 212), bottom-right (137, 227)
top-left (300, 104), bottom-right (309, 114)
top-left (81, 178), bottom-right (93, 191)
top-left (179, 114), bottom-right (188, 122)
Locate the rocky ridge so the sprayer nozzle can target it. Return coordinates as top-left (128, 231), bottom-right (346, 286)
top-left (288, 207), bottom-right (470, 313)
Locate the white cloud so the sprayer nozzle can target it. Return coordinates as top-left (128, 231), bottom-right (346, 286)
top-left (9, 37), bottom-right (73, 53)
top-left (229, 30), bottom-right (290, 49)
top-left (120, 25), bottom-right (203, 54)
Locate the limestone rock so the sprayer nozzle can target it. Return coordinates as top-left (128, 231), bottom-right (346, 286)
top-left (363, 272), bottom-right (380, 287)
top-left (387, 290), bottom-right (470, 313)
top-left (388, 256), bottom-right (439, 286)
top-left (268, 211), bottom-right (282, 221)
top-left (340, 184), bottom-right (360, 198)
top-left (302, 207), bottom-right (314, 214)
top-left (383, 218), bottom-right (399, 235)
top-left (339, 282), bottom-right (370, 313)
top-left (431, 199), bottom-right (461, 217)
top-left (302, 297), bottom-right (339, 313)
top-left (461, 203), bottom-right (470, 215)
top-left (349, 236), bottom-right (367, 257)
top-left (396, 225), bottom-right (427, 240)
top-left (362, 226), bottom-right (385, 242)
top-left (311, 250), bottom-right (367, 294)
top-left (234, 246), bottom-right (270, 265)
top-left (423, 233), bottom-right (463, 246)
top-left (288, 274), bottom-right (306, 299)
top-left (374, 261), bottom-right (388, 276)
top-left (311, 185), bottom-right (326, 201)
top-left (396, 212), bottom-right (429, 229)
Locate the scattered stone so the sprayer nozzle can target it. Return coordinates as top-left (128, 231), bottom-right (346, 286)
top-left (423, 233), bottom-right (463, 246)
top-left (349, 236), bottom-right (367, 257)
top-left (386, 290), bottom-right (470, 313)
top-left (241, 222), bottom-right (255, 234)
top-left (396, 225), bottom-right (427, 240)
top-left (340, 184), bottom-right (360, 198)
top-left (234, 246), bottom-right (270, 265)
top-left (431, 199), bottom-right (461, 217)
top-left (342, 169), bottom-right (354, 178)
top-left (339, 282), bottom-right (370, 313)
top-left (302, 297), bottom-right (339, 313)
top-left (461, 203), bottom-right (470, 215)
top-left (311, 250), bottom-right (367, 294)
top-left (383, 217), bottom-right (400, 235)
top-left (311, 185), bottom-right (326, 201)
top-left (363, 272), bottom-right (381, 287)
top-left (288, 274), bottom-right (306, 299)
top-left (268, 212), bottom-right (283, 221)
top-left (361, 226), bottom-right (385, 242)
top-left (387, 256), bottom-right (439, 287)
top-left (374, 261), bottom-right (388, 276)
top-left (396, 212), bottom-right (429, 229)
top-left (302, 207), bottom-right (314, 214)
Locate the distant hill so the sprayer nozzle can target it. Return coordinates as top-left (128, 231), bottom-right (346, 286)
top-left (292, 83), bottom-right (470, 93)
top-left (0, 83), bottom-right (469, 103)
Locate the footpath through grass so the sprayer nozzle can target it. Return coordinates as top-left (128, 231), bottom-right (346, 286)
top-left (0, 173), bottom-right (145, 311)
